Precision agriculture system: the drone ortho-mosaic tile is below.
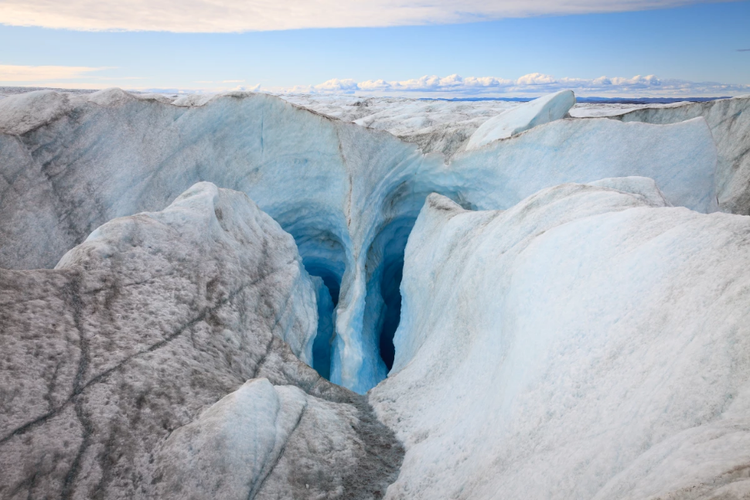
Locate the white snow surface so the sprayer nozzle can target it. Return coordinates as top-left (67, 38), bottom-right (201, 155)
top-left (465, 90), bottom-right (576, 150)
top-left (371, 182), bottom-right (750, 499)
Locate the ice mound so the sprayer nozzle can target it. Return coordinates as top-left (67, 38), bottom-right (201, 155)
top-left (465, 89), bottom-right (576, 150)
top-left (0, 89), bottom-right (75, 135)
top-left (155, 379), bottom-right (309, 499)
top-left (371, 183), bottom-right (750, 499)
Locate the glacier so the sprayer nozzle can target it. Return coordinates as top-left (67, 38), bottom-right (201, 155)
top-left (0, 88), bottom-right (735, 393)
top-left (1, 86), bottom-right (750, 499)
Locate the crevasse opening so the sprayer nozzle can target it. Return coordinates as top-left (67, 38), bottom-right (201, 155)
top-left (292, 191), bottom-right (468, 388)
top-left (378, 251), bottom-right (403, 371)
top-left (311, 275), bottom-right (337, 379)
top-left (295, 215), bottom-right (416, 384)
top-left (291, 227), bottom-right (346, 380)
top-left (365, 217), bottom-right (417, 376)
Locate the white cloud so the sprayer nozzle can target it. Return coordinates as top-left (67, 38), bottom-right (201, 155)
top-left (0, 64), bottom-right (108, 82)
top-left (4, 70), bottom-right (746, 98)
top-left (0, 0), bottom-right (727, 32)
top-left (275, 73), bottom-right (750, 97)
top-left (314, 78), bottom-right (359, 92)
top-left (194, 79), bottom-right (246, 84)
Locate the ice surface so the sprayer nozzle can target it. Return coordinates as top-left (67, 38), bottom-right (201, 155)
top-left (279, 94), bottom-right (680, 156)
top-left (465, 90), bottom-right (576, 150)
top-left (155, 379), bottom-right (309, 499)
top-left (615, 96), bottom-right (750, 215)
top-left (371, 183), bottom-right (750, 499)
top-left (0, 182), bottom-right (403, 499)
top-left (450, 115), bottom-right (715, 213)
top-left (281, 94), bottom-right (518, 156)
top-left (2, 85), bottom-right (750, 498)
top-left (0, 88), bottom-right (733, 392)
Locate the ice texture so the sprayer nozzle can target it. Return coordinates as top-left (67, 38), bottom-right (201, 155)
top-left (615, 96), bottom-right (750, 215)
top-left (371, 182), bottom-right (750, 499)
top-left (280, 94), bottom-right (673, 156)
top-left (0, 88), bottom-right (736, 392)
top-left (281, 94), bottom-right (518, 157)
top-left (465, 89), bottom-right (576, 150)
top-left (3, 86), bottom-right (750, 498)
top-left (0, 182), bottom-right (403, 499)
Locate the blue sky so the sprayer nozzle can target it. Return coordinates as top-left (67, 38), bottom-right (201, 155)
top-left (0, 0), bottom-right (748, 96)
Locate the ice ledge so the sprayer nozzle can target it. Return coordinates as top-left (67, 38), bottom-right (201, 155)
top-left (465, 89), bottom-right (576, 150)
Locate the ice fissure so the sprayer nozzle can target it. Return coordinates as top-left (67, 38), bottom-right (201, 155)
top-left (366, 216), bottom-right (416, 373)
top-left (0, 88), bottom-right (746, 395)
top-left (3, 87), bottom-right (750, 499)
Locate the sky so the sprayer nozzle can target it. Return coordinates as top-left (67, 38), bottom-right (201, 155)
top-left (0, 0), bottom-right (749, 97)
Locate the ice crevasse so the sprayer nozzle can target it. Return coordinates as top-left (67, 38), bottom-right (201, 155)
top-left (0, 87), bottom-right (747, 394)
top-left (2, 86), bottom-right (750, 499)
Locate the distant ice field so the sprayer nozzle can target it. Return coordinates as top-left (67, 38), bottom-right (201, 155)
top-left (276, 93), bottom-right (729, 154)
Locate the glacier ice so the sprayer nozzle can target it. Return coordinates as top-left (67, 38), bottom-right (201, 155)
top-left (281, 93), bottom-right (657, 156)
top-left (2, 86), bottom-right (750, 499)
top-left (155, 379), bottom-right (309, 499)
top-left (465, 89), bottom-right (576, 150)
top-left (615, 96), bottom-right (750, 215)
top-left (371, 182), bottom-right (750, 499)
top-left (0, 181), bottom-right (403, 499)
top-left (282, 94), bottom-right (518, 157)
top-left (311, 275), bottom-right (336, 379)
top-left (0, 88), bottom-right (735, 393)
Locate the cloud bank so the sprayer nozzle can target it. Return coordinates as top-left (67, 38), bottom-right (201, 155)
top-left (0, 65), bottom-right (107, 82)
top-left (273, 73), bottom-right (750, 97)
top-left (2, 66), bottom-right (747, 98)
top-left (0, 0), bottom-right (727, 32)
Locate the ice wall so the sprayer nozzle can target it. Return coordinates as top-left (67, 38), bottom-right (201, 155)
top-left (0, 88), bottom-right (741, 392)
top-left (614, 96), bottom-right (750, 215)
top-left (371, 182), bottom-right (750, 499)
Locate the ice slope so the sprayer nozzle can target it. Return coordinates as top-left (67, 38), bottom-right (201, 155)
top-left (0, 88), bottom-right (731, 392)
top-left (370, 182), bottom-right (750, 499)
top-left (0, 182), bottom-right (402, 499)
top-left (465, 90), bottom-right (576, 150)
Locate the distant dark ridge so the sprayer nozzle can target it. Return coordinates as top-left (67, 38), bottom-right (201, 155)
top-left (0, 86), bottom-right (97, 95)
top-left (577, 96), bottom-right (732, 104)
top-left (419, 96), bottom-right (733, 104)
